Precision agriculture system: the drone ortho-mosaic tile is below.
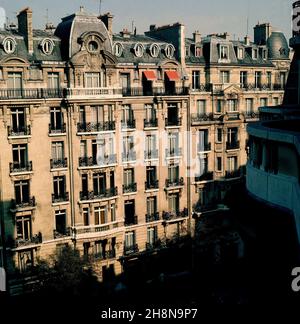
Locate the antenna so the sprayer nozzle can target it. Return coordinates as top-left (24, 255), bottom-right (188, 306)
top-left (99, 0), bottom-right (103, 15)
top-left (246, 0), bottom-right (250, 35)
top-left (132, 20), bottom-right (134, 34)
top-left (46, 9), bottom-right (49, 25)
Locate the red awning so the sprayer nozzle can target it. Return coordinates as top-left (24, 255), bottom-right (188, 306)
top-left (165, 70), bottom-right (180, 81)
top-left (143, 70), bottom-right (157, 81)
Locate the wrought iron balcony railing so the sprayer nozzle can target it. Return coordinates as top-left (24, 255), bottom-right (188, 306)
top-left (10, 161), bottom-right (33, 173)
top-left (144, 118), bottom-right (158, 128)
top-left (122, 87), bottom-right (189, 97)
top-left (123, 183), bottom-right (137, 194)
top-left (77, 121), bottom-right (116, 133)
top-left (8, 125), bottom-right (31, 137)
top-left (121, 119), bottom-right (136, 129)
top-left (80, 187), bottom-right (118, 201)
top-left (195, 172), bottom-right (214, 182)
top-left (226, 141), bottom-right (240, 150)
top-left (165, 177), bottom-right (184, 188)
top-left (225, 169), bottom-right (242, 179)
top-left (79, 154), bottom-right (117, 167)
top-left (145, 180), bottom-right (159, 190)
top-left (122, 151), bottom-right (137, 162)
top-left (162, 208), bottom-right (189, 221)
top-left (52, 192), bottom-right (69, 204)
top-left (94, 250), bottom-right (116, 260)
top-left (124, 215), bottom-right (138, 227)
top-left (145, 212), bottom-right (160, 223)
top-left (0, 88), bottom-right (63, 100)
top-left (191, 113), bottom-right (214, 123)
top-left (50, 158), bottom-right (68, 169)
top-left (124, 244), bottom-right (139, 255)
top-left (144, 150), bottom-right (159, 160)
top-left (15, 232), bottom-right (42, 248)
top-left (53, 227), bottom-right (71, 239)
top-left (49, 123), bottom-right (66, 134)
top-left (197, 143), bottom-right (211, 152)
top-left (11, 196), bottom-right (36, 209)
top-left (165, 117), bottom-right (182, 127)
top-left (165, 148), bottom-right (182, 158)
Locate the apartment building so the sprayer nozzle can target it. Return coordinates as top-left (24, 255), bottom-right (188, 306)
top-left (0, 7), bottom-right (290, 293)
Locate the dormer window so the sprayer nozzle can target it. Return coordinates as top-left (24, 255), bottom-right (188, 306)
top-left (262, 49), bottom-right (268, 60)
top-left (220, 45), bottom-right (229, 60)
top-left (150, 44), bottom-right (160, 58)
top-left (252, 48), bottom-right (258, 59)
top-left (134, 43), bottom-right (144, 57)
top-left (114, 42), bottom-right (123, 57)
top-left (2, 37), bottom-right (16, 54)
top-left (237, 48), bottom-right (244, 59)
top-left (165, 44), bottom-right (175, 59)
top-left (185, 46), bottom-right (190, 57)
top-left (195, 47), bottom-right (202, 57)
top-left (40, 38), bottom-right (54, 55)
top-left (88, 41), bottom-right (98, 52)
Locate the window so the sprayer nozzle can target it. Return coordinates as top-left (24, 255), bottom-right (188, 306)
top-left (227, 127), bottom-right (238, 144)
top-left (252, 48), bottom-right (258, 59)
top-left (147, 227), bottom-right (157, 245)
top-left (147, 197), bottom-right (157, 215)
top-left (217, 128), bottom-right (222, 142)
top-left (51, 142), bottom-right (64, 161)
top-left (3, 37), bottom-right (16, 54)
top-left (11, 107), bottom-right (25, 131)
top-left (111, 204), bottom-right (116, 222)
top-left (197, 100), bottom-right (206, 115)
top-left (48, 72), bottom-right (60, 89)
top-left (79, 106), bottom-right (86, 124)
top-left (53, 176), bottom-right (66, 198)
top-left (220, 71), bottom-right (230, 84)
top-left (93, 172), bottom-right (106, 195)
top-left (192, 71), bottom-right (200, 90)
top-left (124, 168), bottom-right (134, 186)
top-left (185, 46), bottom-right (190, 57)
top-left (55, 210), bottom-right (66, 235)
top-left (14, 180), bottom-right (30, 204)
top-left (255, 71), bottom-right (262, 88)
top-left (85, 72), bottom-right (101, 88)
top-left (237, 48), bottom-right (244, 59)
top-left (150, 44), bottom-right (160, 57)
top-left (18, 250), bottom-right (34, 272)
top-left (216, 100), bottom-right (223, 113)
top-left (16, 216), bottom-right (31, 240)
top-left (260, 98), bottom-right (268, 107)
top-left (82, 174), bottom-right (88, 194)
top-left (267, 72), bottom-right (272, 87)
top-left (94, 206), bottom-right (107, 225)
top-left (246, 99), bottom-right (254, 114)
top-left (50, 107), bottom-right (63, 130)
top-left (114, 43), bottom-right (123, 57)
top-left (83, 208), bottom-right (90, 226)
top-left (280, 72), bottom-right (286, 88)
top-left (122, 105), bottom-right (134, 124)
top-left (145, 104), bottom-right (156, 122)
top-left (195, 47), bottom-right (202, 57)
top-left (134, 43), bottom-right (144, 57)
top-left (198, 130), bottom-right (209, 152)
top-left (12, 144), bottom-right (28, 168)
top-left (168, 164), bottom-right (179, 182)
top-left (168, 132), bottom-right (179, 155)
top-left (123, 136), bottom-right (135, 157)
top-left (227, 156), bottom-right (238, 172)
top-left (146, 135), bottom-right (157, 155)
top-left (146, 166), bottom-right (157, 187)
top-left (219, 45), bottom-right (229, 60)
top-left (227, 99), bottom-right (238, 112)
top-left (88, 40), bottom-right (99, 53)
top-left (262, 49), bottom-right (268, 60)
top-left (125, 231), bottom-right (135, 248)
top-left (124, 200), bottom-right (136, 224)
top-left (240, 71), bottom-right (248, 87)
top-left (273, 97), bottom-right (279, 106)
top-left (80, 140), bottom-right (87, 159)
top-left (198, 155), bottom-right (208, 176)
top-left (168, 193), bottom-right (179, 213)
top-left (165, 44), bottom-right (175, 58)
top-left (8, 72), bottom-right (22, 89)
top-left (41, 38), bottom-right (54, 55)
top-left (167, 103), bottom-right (179, 125)
top-left (217, 157), bottom-right (222, 171)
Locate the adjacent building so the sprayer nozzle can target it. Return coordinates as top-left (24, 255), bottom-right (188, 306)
top-left (0, 6), bottom-right (290, 294)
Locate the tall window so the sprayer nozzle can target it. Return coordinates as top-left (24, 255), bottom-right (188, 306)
top-left (12, 144), bottom-right (28, 168)
top-left (216, 100), bottom-right (223, 113)
top-left (198, 130), bottom-right (209, 152)
top-left (147, 227), bottom-right (158, 245)
top-left (217, 128), bottom-right (222, 142)
top-left (14, 180), bottom-right (30, 204)
top-left (280, 72), bottom-right (286, 88)
top-left (16, 216), bottom-right (31, 240)
top-left (252, 48), bottom-right (258, 59)
top-left (83, 208), bottom-right (90, 226)
top-left (125, 231), bottom-right (135, 248)
top-left (192, 71), bottom-right (200, 90)
top-left (80, 140), bottom-right (87, 158)
top-left (168, 164), bottom-right (179, 182)
top-left (227, 156), bottom-right (238, 172)
top-left (246, 99), bottom-right (254, 114)
top-left (168, 193), bottom-right (179, 213)
top-left (217, 157), bottom-right (222, 171)
top-left (55, 210), bottom-right (66, 235)
top-left (85, 72), bottom-right (101, 88)
top-left (124, 168), bottom-right (134, 186)
top-left (146, 135), bottom-right (156, 155)
top-left (219, 45), bottom-right (229, 60)
top-left (48, 72), bottom-right (60, 89)
top-left (91, 106), bottom-right (105, 124)
top-left (240, 71), bottom-right (247, 87)
top-left (111, 204), bottom-right (116, 222)
top-left (50, 107), bottom-right (63, 130)
top-left (11, 107), bottom-right (25, 131)
top-left (227, 127), bottom-right (238, 144)
top-left (267, 72), bottom-right (272, 87)
top-left (123, 136), bottom-right (135, 156)
top-left (51, 142), bottom-right (64, 161)
top-left (122, 105), bottom-right (134, 123)
top-left (220, 71), bottom-right (230, 83)
top-left (147, 197), bottom-right (157, 215)
top-left (146, 166), bottom-right (157, 186)
top-left (93, 172), bottom-right (106, 195)
top-left (168, 132), bottom-right (179, 155)
top-left (94, 206), bottom-right (107, 225)
top-left (8, 72), bottom-right (22, 89)
top-left (197, 100), bottom-right (206, 115)
top-left (227, 99), bottom-right (238, 112)
top-left (260, 98), bottom-right (268, 107)
top-left (145, 104), bottom-right (156, 122)
top-left (255, 71), bottom-right (262, 88)
top-left (53, 176), bottom-right (66, 198)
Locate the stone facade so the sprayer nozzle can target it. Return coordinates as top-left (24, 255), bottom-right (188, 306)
top-left (0, 7), bottom-right (291, 293)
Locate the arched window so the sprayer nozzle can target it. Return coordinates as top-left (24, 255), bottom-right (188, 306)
top-left (114, 43), bottom-right (123, 57)
top-left (3, 37), bottom-right (16, 54)
top-left (165, 44), bottom-right (175, 59)
top-left (134, 43), bottom-right (144, 57)
top-left (150, 44), bottom-right (160, 57)
top-left (41, 38), bottom-right (54, 55)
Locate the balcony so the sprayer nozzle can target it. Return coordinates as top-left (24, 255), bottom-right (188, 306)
top-left (195, 172), bottom-right (214, 182)
top-left (123, 183), bottom-right (137, 194)
top-left (144, 118), bottom-right (158, 128)
top-left (0, 88), bottom-right (63, 100)
top-left (10, 161), bottom-right (33, 174)
top-left (94, 250), bottom-right (116, 260)
top-left (240, 83), bottom-right (285, 91)
top-left (165, 117), bottom-right (182, 127)
top-left (165, 148), bottom-right (182, 158)
top-left (79, 187), bottom-right (118, 201)
top-left (145, 212), bottom-right (160, 223)
top-left (73, 222), bottom-right (119, 238)
top-left (191, 113), bottom-right (214, 124)
top-left (193, 202), bottom-right (220, 213)
top-left (191, 84), bottom-right (211, 92)
top-left (165, 177), bottom-right (184, 188)
top-left (121, 119), bottom-right (136, 130)
top-left (146, 240), bottom-right (165, 251)
top-left (124, 215), bottom-right (138, 227)
top-left (11, 197), bottom-right (36, 210)
top-left (226, 141), bottom-right (240, 150)
top-left (14, 233), bottom-right (42, 248)
top-left (243, 111), bottom-right (259, 120)
top-left (53, 227), bottom-right (71, 240)
top-left (122, 151), bottom-right (137, 162)
top-left (52, 192), bottom-right (69, 204)
top-left (124, 244), bottom-right (139, 256)
top-left (79, 155), bottom-right (117, 168)
top-left (49, 123), bottom-right (66, 135)
top-left (145, 180), bottom-right (159, 190)
top-left (64, 87), bottom-right (122, 100)
top-left (144, 150), bottom-right (159, 160)
top-left (8, 125), bottom-right (31, 137)
top-left (50, 158), bottom-right (68, 169)
top-left (77, 121), bottom-right (116, 133)
top-left (198, 143), bottom-right (211, 152)
top-left (225, 169), bottom-right (241, 179)
top-left (162, 208), bottom-right (189, 221)
top-left (122, 87), bottom-right (189, 97)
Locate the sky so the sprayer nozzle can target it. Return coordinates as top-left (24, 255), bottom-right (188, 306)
top-left (0, 0), bottom-right (293, 40)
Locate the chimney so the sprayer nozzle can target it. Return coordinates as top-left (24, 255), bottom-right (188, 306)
top-left (254, 23), bottom-right (272, 45)
top-left (17, 7), bottom-right (33, 54)
top-left (149, 24), bottom-right (156, 31)
top-left (120, 28), bottom-right (131, 39)
top-left (100, 12), bottom-right (114, 38)
top-left (244, 35), bottom-right (250, 46)
top-left (193, 31), bottom-right (201, 43)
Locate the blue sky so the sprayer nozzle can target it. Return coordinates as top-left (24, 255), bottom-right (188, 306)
top-left (0, 0), bottom-right (293, 40)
